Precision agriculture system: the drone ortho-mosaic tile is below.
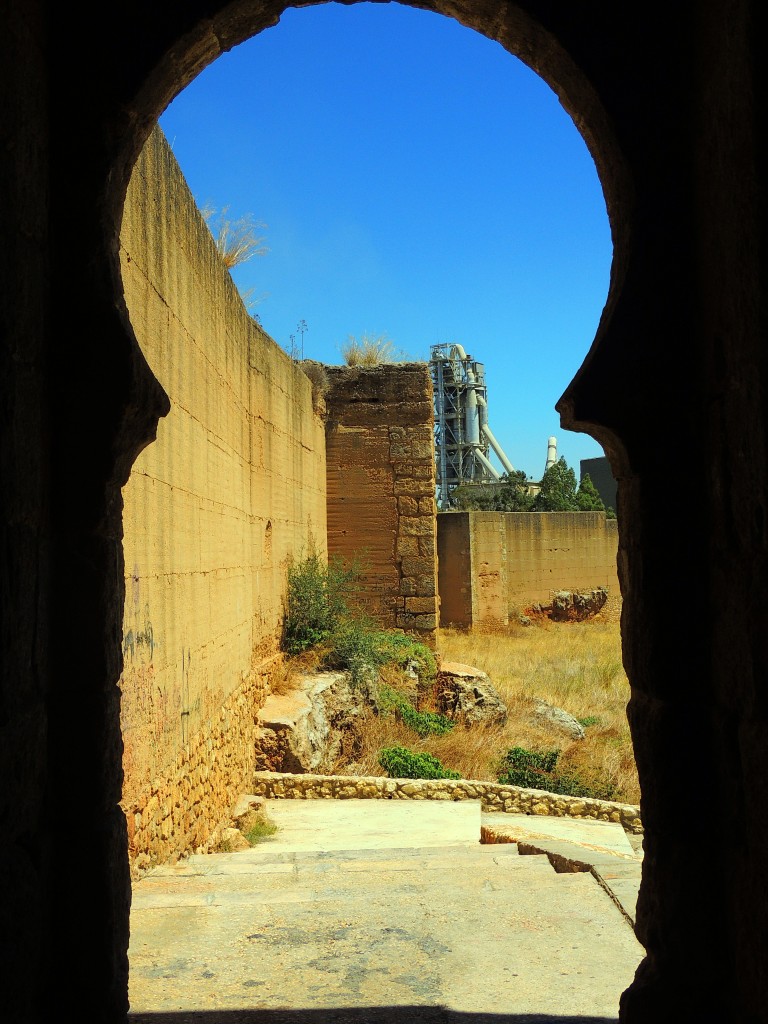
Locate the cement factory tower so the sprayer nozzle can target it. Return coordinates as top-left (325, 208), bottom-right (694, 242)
top-left (429, 343), bottom-right (517, 509)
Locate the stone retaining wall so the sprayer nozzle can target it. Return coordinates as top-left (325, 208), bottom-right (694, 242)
top-left (251, 770), bottom-right (643, 834)
top-left (125, 656), bottom-right (279, 878)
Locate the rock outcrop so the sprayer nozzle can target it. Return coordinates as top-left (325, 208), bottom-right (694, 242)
top-left (433, 661), bottom-right (508, 726)
top-left (255, 672), bottom-right (374, 774)
top-left (530, 698), bottom-right (586, 740)
top-left (549, 587), bottom-right (608, 621)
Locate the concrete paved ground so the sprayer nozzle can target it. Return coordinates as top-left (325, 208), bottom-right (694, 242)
top-left (128, 799), bottom-right (645, 1023)
top-left (479, 812), bottom-right (644, 927)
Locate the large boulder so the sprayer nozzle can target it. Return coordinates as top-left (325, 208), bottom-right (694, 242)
top-left (550, 587), bottom-right (608, 621)
top-left (433, 661), bottom-right (508, 726)
top-left (255, 671), bottom-right (373, 773)
top-left (530, 697), bottom-right (586, 740)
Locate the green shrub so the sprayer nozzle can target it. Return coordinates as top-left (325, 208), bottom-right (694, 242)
top-left (379, 745), bottom-right (461, 780)
top-left (397, 704), bottom-right (454, 738)
top-left (243, 818), bottom-right (278, 844)
top-left (282, 548), bottom-right (363, 655)
top-left (496, 745), bottom-right (615, 800)
top-left (496, 746), bottom-right (559, 789)
top-left (322, 613), bottom-right (381, 685)
top-left (282, 549), bottom-right (437, 689)
top-left (377, 685), bottom-right (454, 737)
top-left (327, 625), bottom-right (436, 684)
top-left (366, 629), bottom-right (437, 685)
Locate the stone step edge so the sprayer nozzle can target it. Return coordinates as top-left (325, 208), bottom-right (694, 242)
top-left (251, 770), bottom-right (643, 834)
top-left (481, 824), bottom-right (640, 928)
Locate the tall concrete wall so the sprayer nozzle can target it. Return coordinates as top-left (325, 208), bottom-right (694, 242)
top-left (324, 364), bottom-right (438, 640)
top-left (119, 126), bottom-right (327, 872)
top-left (438, 511), bottom-right (619, 628)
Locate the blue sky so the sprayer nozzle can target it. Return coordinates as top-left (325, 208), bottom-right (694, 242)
top-left (158, 1), bottom-right (613, 481)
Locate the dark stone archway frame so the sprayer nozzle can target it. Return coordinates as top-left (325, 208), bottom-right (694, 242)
top-left (6, 1), bottom-right (763, 1022)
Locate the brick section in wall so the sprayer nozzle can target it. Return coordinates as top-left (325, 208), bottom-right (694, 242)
top-left (324, 364), bottom-right (438, 641)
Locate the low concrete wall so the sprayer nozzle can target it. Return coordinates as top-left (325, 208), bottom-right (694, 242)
top-left (251, 770), bottom-right (643, 834)
top-left (437, 510), bottom-right (620, 628)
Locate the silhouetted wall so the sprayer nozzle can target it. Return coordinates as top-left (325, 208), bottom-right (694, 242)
top-left (581, 456), bottom-right (618, 512)
top-left (2, 2), bottom-right (767, 1022)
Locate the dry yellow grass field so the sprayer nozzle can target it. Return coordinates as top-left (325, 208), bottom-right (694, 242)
top-left (344, 596), bottom-right (639, 804)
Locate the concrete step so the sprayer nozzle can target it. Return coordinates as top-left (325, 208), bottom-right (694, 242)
top-left (148, 840), bottom-right (527, 877)
top-left (131, 848), bottom-right (565, 910)
top-left (251, 796), bottom-right (484, 851)
top-left (131, 863), bottom-right (594, 917)
top-left (480, 812), bottom-right (644, 926)
top-left (128, 798), bottom-right (645, 1020)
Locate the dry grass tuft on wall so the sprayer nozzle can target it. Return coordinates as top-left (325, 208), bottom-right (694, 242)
top-left (340, 333), bottom-right (406, 366)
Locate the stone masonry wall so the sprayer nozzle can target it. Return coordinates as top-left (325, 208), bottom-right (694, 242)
top-left (128, 657), bottom-right (278, 878)
top-left (251, 771), bottom-right (643, 834)
top-left (437, 510), bottom-right (619, 628)
top-left (119, 125), bottom-right (327, 873)
top-left (324, 364), bottom-right (438, 641)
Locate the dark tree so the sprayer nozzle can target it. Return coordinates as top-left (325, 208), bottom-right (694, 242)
top-left (576, 472), bottom-right (606, 512)
top-left (532, 456), bottom-right (580, 511)
top-left (451, 469), bottom-right (534, 511)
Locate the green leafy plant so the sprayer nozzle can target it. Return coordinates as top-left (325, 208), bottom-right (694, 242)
top-left (446, 459), bottom-right (608, 516)
top-left (377, 685), bottom-right (454, 737)
top-left (575, 472), bottom-right (607, 512)
top-left (451, 470), bottom-right (535, 512)
top-left (496, 745), bottom-right (615, 800)
top-left (238, 806), bottom-right (278, 845)
top-left (496, 746), bottom-right (560, 789)
top-left (379, 745), bottom-right (461, 780)
top-left (282, 548), bottom-right (436, 689)
top-left (532, 457), bottom-right (580, 511)
top-left (363, 629), bottom-right (437, 684)
top-left (243, 817), bottom-right (279, 844)
top-left (282, 548), bottom-right (363, 655)
top-left (326, 620), bottom-right (436, 689)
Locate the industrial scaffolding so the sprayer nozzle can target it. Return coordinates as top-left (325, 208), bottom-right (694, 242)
top-left (430, 343), bottom-right (517, 509)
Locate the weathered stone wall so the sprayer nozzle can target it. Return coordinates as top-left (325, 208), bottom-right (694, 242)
top-left (250, 770), bottom-right (643, 834)
top-left (119, 126), bottom-right (327, 873)
top-left (324, 364), bottom-right (438, 640)
top-left (437, 510), bottom-right (620, 628)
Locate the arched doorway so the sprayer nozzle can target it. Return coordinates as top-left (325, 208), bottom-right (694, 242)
top-left (117, 1), bottom-right (635, 1019)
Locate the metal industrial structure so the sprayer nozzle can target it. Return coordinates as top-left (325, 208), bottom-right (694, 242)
top-left (429, 342), bottom-right (559, 508)
top-left (429, 343), bottom-right (515, 508)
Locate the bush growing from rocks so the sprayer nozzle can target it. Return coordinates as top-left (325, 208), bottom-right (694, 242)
top-left (379, 745), bottom-right (461, 780)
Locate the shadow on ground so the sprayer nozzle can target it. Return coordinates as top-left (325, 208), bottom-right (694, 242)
top-left (128, 1010), bottom-right (617, 1023)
